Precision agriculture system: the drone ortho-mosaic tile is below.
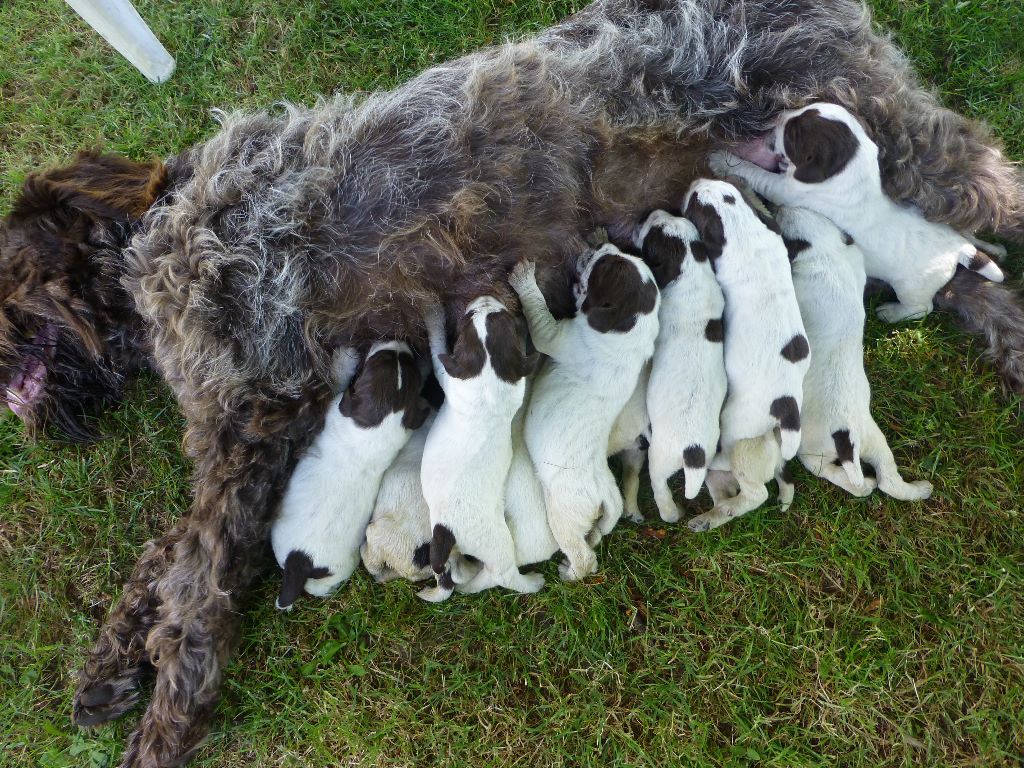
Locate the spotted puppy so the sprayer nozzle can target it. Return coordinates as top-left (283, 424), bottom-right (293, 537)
top-left (711, 102), bottom-right (1004, 323)
top-left (271, 342), bottom-right (429, 609)
top-left (360, 411), bottom-right (436, 584)
top-left (684, 179), bottom-right (809, 532)
top-left (510, 246), bottom-right (659, 580)
top-left (634, 210), bottom-right (727, 522)
top-left (419, 296), bottom-right (541, 601)
top-left (780, 206), bottom-right (933, 501)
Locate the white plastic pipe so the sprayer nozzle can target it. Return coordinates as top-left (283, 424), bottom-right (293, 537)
top-left (64, 0), bottom-right (175, 84)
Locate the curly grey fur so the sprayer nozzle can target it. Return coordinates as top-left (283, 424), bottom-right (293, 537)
top-left (52, 1), bottom-right (1023, 765)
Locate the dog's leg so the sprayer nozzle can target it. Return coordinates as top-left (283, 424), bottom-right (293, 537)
top-left (508, 261), bottom-right (568, 359)
top-left (73, 524), bottom-right (185, 727)
top-left (545, 490), bottom-right (598, 582)
top-left (110, 391), bottom-right (328, 768)
top-left (798, 453), bottom-right (877, 498)
top-left (688, 436), bottom-right (772, 532)
top-left (860, 422), bottom-right (933, 502)
top-left (704, 469), bottom-right (739, 506)
top-left (618, 446), bottom-right (646, 523)
top-left (647, 441), bottom-right (682, 523)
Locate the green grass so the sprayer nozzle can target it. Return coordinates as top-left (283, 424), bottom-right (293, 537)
top-left (1, 1), bottom-right (1023, 766)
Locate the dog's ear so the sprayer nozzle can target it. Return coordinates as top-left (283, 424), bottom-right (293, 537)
top-left (483, 309), bottom-right (531, 383)
top-left (683, 196), bottom-right (726, 262)
top-left (438, 314), bottom-right (486, 379)
top-left (783, 108), bottom-right (859, 184)
top-left (397, 350), bottom-right (430, 429)
top-left (11, 150), bottom-right (167, 223)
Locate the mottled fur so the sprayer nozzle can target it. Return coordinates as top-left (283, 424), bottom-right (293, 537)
top-left (0, 1), bottom-right (1019, 764)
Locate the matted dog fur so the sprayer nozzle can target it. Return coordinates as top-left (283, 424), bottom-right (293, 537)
top-left (2, 1), bottom-right (1024, 765)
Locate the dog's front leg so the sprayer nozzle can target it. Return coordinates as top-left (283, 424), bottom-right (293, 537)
top-left (508, 260), bottom-right (568, 359)
top-left (708, 152), bottom-right (799, 205)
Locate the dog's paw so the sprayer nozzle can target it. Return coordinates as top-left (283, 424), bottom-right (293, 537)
top-left (686, 507), bottom-right (730, 532)
top-left (707, 151), bottom-right (739, 178)
top-left (876, 301), bottom-right (929, 323)
top-left (623, 508), bottom-right (645, 524)
top-left (509, 260), bottom-right (536, 290)
top-left (518, 572), bottom-right (546, 593)
top-left (73, 674), bottom-right (141, 728)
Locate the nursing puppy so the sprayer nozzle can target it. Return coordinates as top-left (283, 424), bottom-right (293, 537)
top-left (684, 180), bottom-right (808, 532)
top-left (634, 210), bottom-right (727, 522)
top-left (711, 102), bottom-right (1004, 322)
top-left (780, 206), bottom-right (933, 501)
top-left (271, 343), bottom-right (428, 609)
top-left (419, 296), bottom-right (541, 601)
top-left (360, 411), bottom-right (435, 584)
top-left (510, 245), bottom-right (659, 580)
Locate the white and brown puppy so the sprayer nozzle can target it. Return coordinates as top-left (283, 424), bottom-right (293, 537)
top-left (271, 342), bottom-right (429, 609)
top-left (711, 102), bottom-right (1004, 323)
top-left (359, 411), bottom-right (435, 584)
top-left (780, 205), bottom-right (933, 501)
top-left (510, 245), bottom-right (660, 580)
top-left (634, 210), bottom-right (727, 522)
top-left (419, 296), bottom-right (541, 602)
top-left (683, 179), bottom-right (809, 532)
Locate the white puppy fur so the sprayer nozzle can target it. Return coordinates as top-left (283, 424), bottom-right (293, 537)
top-left (780, 205), bottom-right (933, 501)
top-left (360, 412), bottom-right (435, 584)
top-left (634, 209), bottom-right (727, 522)
top-left (711, 101), bottom-right (1004, 323)
top-left (271, 342), bottom-right (425, 609)
top-left (419, 296), bottom-right (542, 602)
top-left (683, 179), bottom-right (809, 532)
top-left (510, 244), bottom-right (660, 580)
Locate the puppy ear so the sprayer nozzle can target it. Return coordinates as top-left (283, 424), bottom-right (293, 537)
top-left (484, 310), bottom-right (531, 383)
top-left (438, 315), bottom-right (486, 379)
top-left (397, 351), bottom-right (429, 429)
top-left (683, 196), bottom-right (726, 262)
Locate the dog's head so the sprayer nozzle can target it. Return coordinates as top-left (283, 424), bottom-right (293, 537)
top-left (682, 178), bottom-right (781, 265)
top-left (339, 340), bottom-right (430, 430)
top-left (576, 244), bottom-right (659, 333)
top-left (439, 296), bottom-right (534, 384)
top-left (0, 150), bottom-right (166, 440)
top-left (633, 210), bottom-right (701, 288)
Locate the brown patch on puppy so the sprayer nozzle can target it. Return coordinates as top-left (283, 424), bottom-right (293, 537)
top-left (779, 462), bottom-right (795, 484)
top-left (783, 237), bottom-right (811, 261)
top-left (640, 225), bottom-right (687, 288)
top-left (683, 197), bottom-right (726, 262)
top-left (277, 550), bottom-right (331, 610)
top-left (704, 317), bottom-right (724, 342)
top-left (770, 395), bottom-right (801, 432)
top-left (412, 542), bottom-right (431, 569)
top-left (722, 193), bottom-right (736, 204)
top-left (968, 251), bottom-right (994, 273)
top-left (339, 348), bottom-right (428, 428)
top-left (430, 524), bottom-right (457, 574)
top-left (484, 310), bottom-right (532, 383)
top-left (831, 429), bottom-right (855, 464)
top-left (437, 314), bottom-right (486, 379)
top-left (780, 334), bottom-right (810, 362)
top-left (841, 231), bottom-right (855, 246)
top-left (783, 108), bottom-right (860, 184)
top-left (683, 445), bottom-right (706, 469)
top-left (581, 253), bottom-right (658, 333)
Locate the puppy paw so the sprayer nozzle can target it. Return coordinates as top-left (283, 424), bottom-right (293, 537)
top-left (518, 572), bottom-right (546, 593)
top-left (707, 151), bottom-right (740, 178)
top-left (73, 674), bottom-right (141, 728)
top-left (876, 302), bottom-right (929, 323)
top-left (623, 508), bottom-right (645, 524)
top-left (508, 260), bottom-right (536, 290)
top-left (686, 506), bottom-right (731, 532)
top-left (558, 554), bottom-right (596, 582)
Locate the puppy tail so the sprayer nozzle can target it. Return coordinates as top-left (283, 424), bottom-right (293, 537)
top-left (682, 466), bottom-right (708, 500)
top-left (933, 268), bottom-right (1024, 393)
top-left (958, 245), bottom-right (1004, 283)
top-left (417, 524), bottom-right (457, 603)
top-left (779, 428), bottom-right (801, 463)
top-left (276, 550), bottom-right (327, 611)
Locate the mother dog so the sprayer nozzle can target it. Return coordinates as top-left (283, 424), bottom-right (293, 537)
top-left (2, 1), bottom-right (1023, 765)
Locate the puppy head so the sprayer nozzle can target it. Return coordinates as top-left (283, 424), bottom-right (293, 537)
top-left (577, 244), bottom-right (658, 333)
top-left (339, 340), bottom-right (429, 429)
top-left (635, 210), bottom-right (700, 288)
top-left (439, 296), bottom-right (533, 384)
top-left (774, 103), bottom-right (868, 184)
top-left (0, 150), bottom-right (167, 440)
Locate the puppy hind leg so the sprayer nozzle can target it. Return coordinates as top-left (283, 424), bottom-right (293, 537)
top-left (545, 492), bottom-right (599, 582)
top-left (619, 447), bottom-right (646, 523)
top-left (457, 521), bottom-right (544, 595)
top-left (688, 438), bottom-right (771, 532)
top-left (775, 462), bottom-right (795, 512)
top-left (647, 442), bottom-right (682, 523)
top-left (861, 422), bottom-right (933, 501)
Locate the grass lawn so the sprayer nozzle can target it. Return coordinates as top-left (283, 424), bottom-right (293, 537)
top-left (1, 0), bottom-right (1023, 766)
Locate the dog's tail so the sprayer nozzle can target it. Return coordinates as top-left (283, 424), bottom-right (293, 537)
top-left (682, 444), bottom-right (709, 501)
top-left (958, 245), bottom-right (1004, 283)
top-left (934, 269), bottom-right (1024, 393)
top-left (276, 550), bottom-right (330, 611)
top-left (831, 429), bottom-right (865, 489)
top-left (417, 524), bottom-right (457, 603)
